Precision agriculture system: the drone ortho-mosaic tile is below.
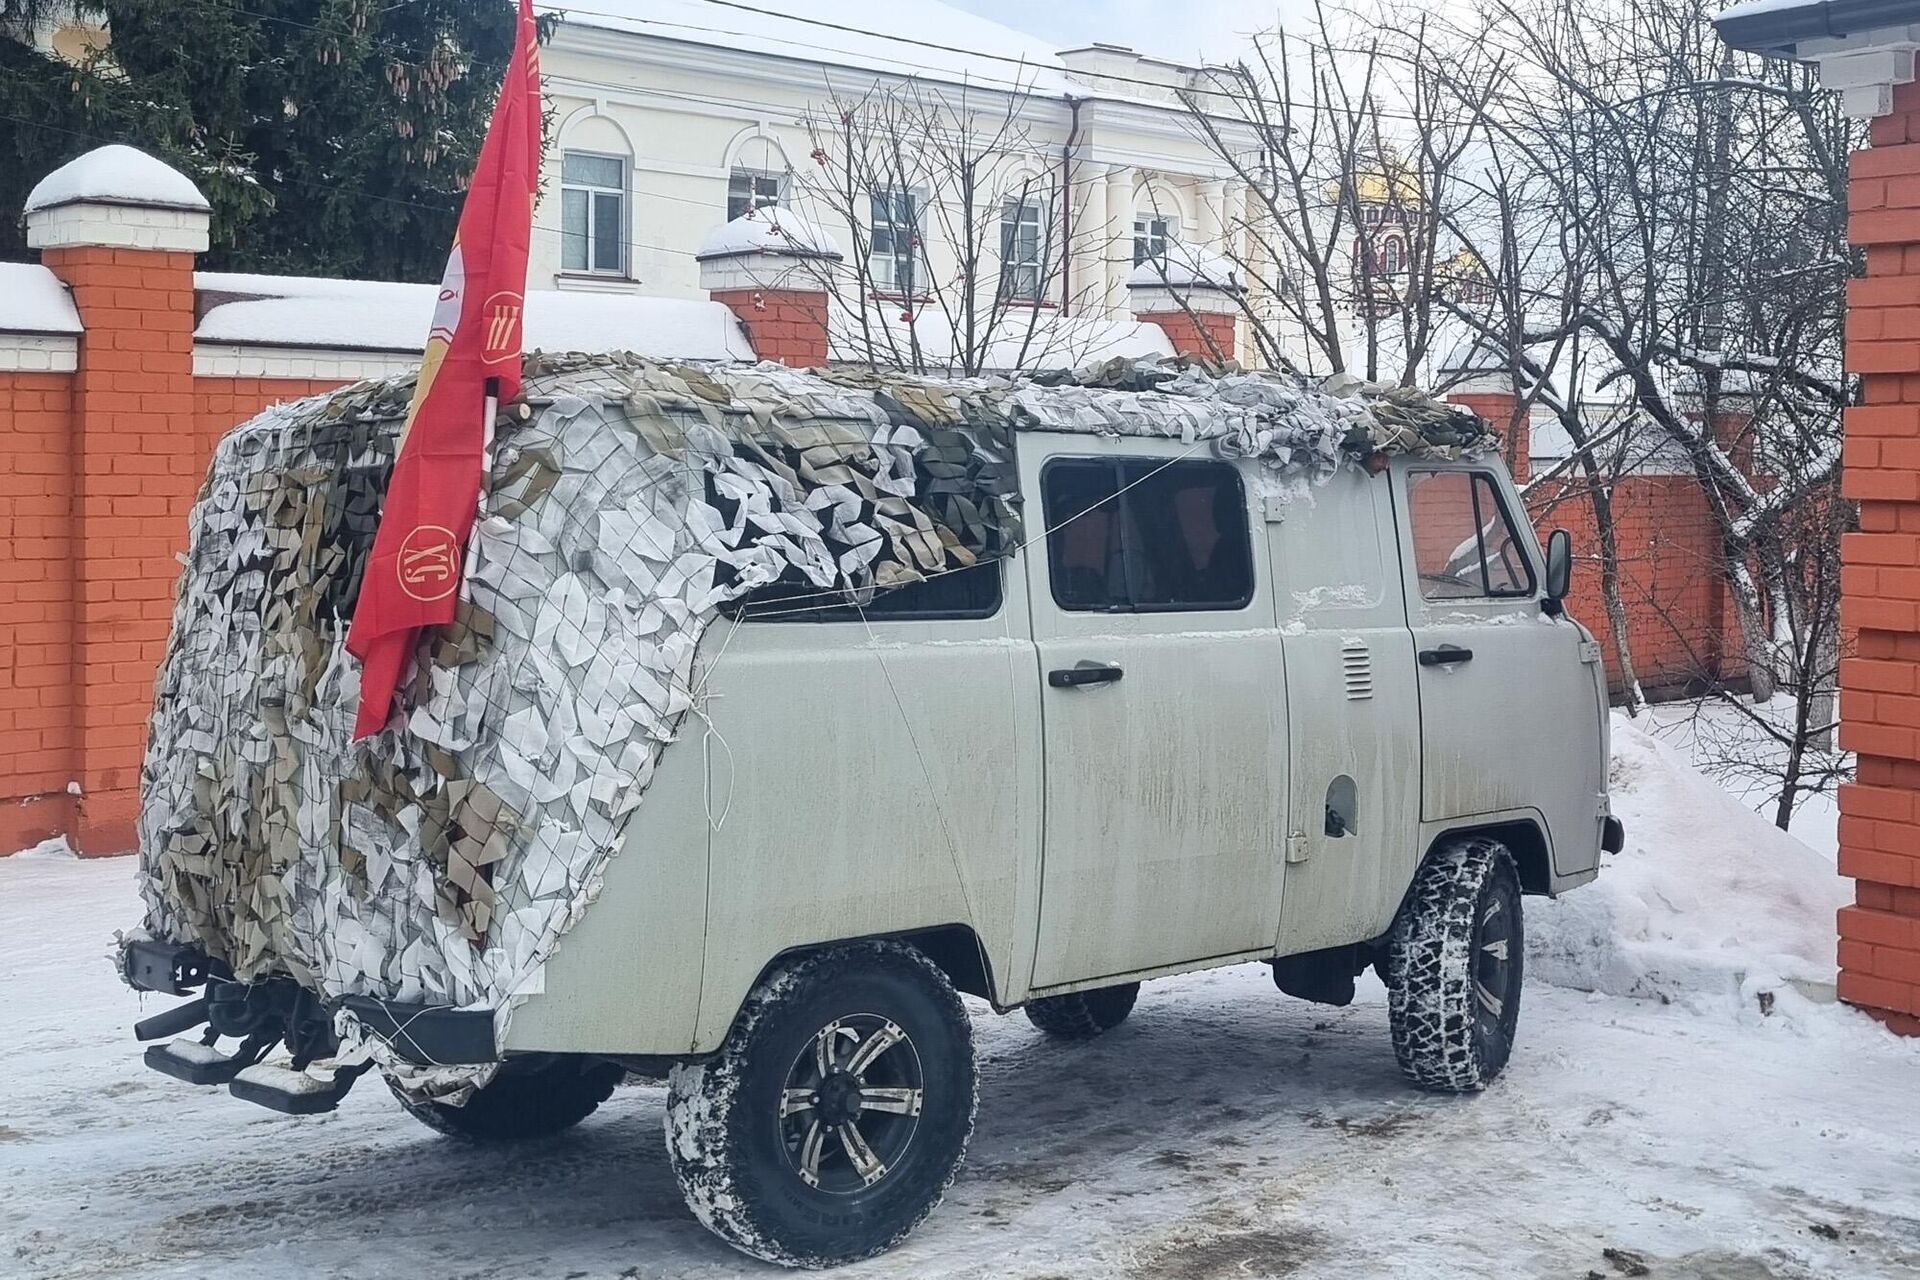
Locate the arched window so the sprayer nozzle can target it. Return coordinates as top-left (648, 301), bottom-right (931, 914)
top-left (727, 133), bottom-right (790, 221)
top-left (559, 114), bottom-right (632, 276)
top-left (1380, 235), bottom-right (1404, 275)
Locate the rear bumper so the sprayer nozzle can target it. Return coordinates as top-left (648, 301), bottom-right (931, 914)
top-left (122, 939), bottom-right (497, 1066)
top-left (1602, 815), bottom-right (1626, 854)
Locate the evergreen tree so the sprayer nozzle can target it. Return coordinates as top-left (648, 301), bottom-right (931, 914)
top-left (1, 1), bottom-right (530, 280)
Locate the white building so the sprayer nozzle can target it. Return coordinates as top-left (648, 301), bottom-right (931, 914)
top-left (534, 1), bottom-right (1245, 330)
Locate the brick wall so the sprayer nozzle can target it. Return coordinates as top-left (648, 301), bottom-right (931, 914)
top-left (1836, 77), bottom-right (1920, 1034)
top-left (1139, 308), bottom-right (1236, 363)
top-left (708, 288), bottom-right (829, 367)
top-left (0, 369), bottom-right (77, 853)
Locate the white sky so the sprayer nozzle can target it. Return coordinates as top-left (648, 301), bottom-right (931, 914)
top-left (947, 1), bottom-right (1321, 65)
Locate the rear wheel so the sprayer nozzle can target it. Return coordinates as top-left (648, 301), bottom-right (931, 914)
top-left (388, 1056), bottom-right (625, 1142)
top-left (1023, 982), bottom-right (1140, 1040)
top-left (1386, 836), bottom-right (1524, 1092)
top-left (664, 941), bottom-right (976, 1268)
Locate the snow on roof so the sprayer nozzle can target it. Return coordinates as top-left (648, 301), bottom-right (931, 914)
top-left (0, 262), bottom-right (83, 334)
top-left (194, 273), bottom-right (754, 361)
top-left (830, 307), bottom-right (1173, 372)
top-left (1126, 242), bottom-right (1240, 291)
top-left (24, 145), bottom-right (208, 215)
top-left (546, 0), bottom-right (1076, 95)
top-left (695, 209), bottom-right (844, 260)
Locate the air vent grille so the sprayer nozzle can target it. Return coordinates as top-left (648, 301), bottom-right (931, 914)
top-left (1341, 640), bottom-right (1373, 700)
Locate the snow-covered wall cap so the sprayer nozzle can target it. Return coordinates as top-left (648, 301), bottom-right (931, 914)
top-left (1437, 332), bottom-right (1514, 378)
top-left (25, 145), bottom-right (209, 215)
top-left (695, 209), bottom-right (844, 262)
top-left (0, 263), bottom-right (83, 335)
top-left (1127, 242), bottom-right (1241, 292)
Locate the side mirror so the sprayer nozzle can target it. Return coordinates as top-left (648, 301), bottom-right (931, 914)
top-left (1543, 528), bottom-right (1573, 616)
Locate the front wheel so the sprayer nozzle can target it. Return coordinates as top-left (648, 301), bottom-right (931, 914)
top-left (1386, 836), bottom-right (1524, 1092)
top-left (664, 941), bottom-right (976, 1268)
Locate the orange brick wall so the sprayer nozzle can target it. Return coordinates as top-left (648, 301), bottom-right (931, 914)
top-left (710, 288), bottom-right (829, 367)
top-left (0, 369), bottom-right (77, 854)
top-left (1837, 77), bottom-right (1920, 1035)
top-left (1139, 308), bottom-right (1236, 363)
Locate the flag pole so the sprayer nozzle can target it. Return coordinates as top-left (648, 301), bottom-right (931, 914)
top-left (463, 376), bottom-right (501, 601)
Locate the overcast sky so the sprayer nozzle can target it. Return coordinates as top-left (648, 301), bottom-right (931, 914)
top-left (947, 1), bottom-right (1320, 65)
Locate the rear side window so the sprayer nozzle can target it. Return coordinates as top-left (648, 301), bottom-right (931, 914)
top-left (1042, 458), bottom-right (1253, 612)
top-left (1407, 470), bottom-right (1535, 600)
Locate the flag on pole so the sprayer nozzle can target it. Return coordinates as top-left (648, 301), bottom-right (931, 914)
top-left (348, 0), bottom-right (543, 740)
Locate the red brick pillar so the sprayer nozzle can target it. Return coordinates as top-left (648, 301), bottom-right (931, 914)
top-left (696, 211), bottom-right (843, 368)
top-left (1837, 78), bottom-right (1920, 1035)
top-left (1441, 345), bottom-right (1529, 482)
top-left (24, 146), bottom-right (210, 855)
top-left (1128, 251), bottom-right (1241, 363)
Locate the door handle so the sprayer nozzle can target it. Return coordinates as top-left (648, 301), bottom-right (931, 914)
top-left (1419, 645), bottom-right (1475, 667)
top-left (1049, 663), bottom-right (1124, 688)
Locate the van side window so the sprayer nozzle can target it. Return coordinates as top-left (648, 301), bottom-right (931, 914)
top-left (1042, 458), bottom-right (1253, 612)
top-left (1407, 470), bottom-right (1536, 600)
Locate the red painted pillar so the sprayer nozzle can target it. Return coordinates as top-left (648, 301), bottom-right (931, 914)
top-left (697, 211), bottom-right (843, 368)
top-left (1837, 78), bottom-right (1920, 1035)
top-left (23, 146), bottom-right (210, 855)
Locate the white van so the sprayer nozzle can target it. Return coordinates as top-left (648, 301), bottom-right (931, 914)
top-left (122, 361), bottom-right (1617, 1269)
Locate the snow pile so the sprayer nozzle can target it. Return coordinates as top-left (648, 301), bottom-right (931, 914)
top-left (9, 834), bottom-right (76, 860)
top-left (831, 307), bottom-right (1174, 372)
top-left (195, 274), bottom-right (754, 361)
top-left (23, 144), bottom-right (209, 214)
top-left (1530, 714), bottom-right (1849, 1016)
top-left (1127, 241), bottom-right (1241, 291)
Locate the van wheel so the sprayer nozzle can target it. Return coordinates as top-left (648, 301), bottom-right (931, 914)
top-left (664, 941), bottom-right (976, 1267)
top-left (1386, 836), bottom-right (1524, 1093)
top-left (388, 1056), bottom-right (625, 1142)
top-left (1023, 982), bottom-right (1140, 1040)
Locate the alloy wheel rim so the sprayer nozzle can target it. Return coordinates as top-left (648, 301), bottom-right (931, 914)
top-left (778, 1013), bottom-right (925, 1194)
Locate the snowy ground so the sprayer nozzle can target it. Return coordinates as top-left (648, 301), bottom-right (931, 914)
top-left (5, 722), bottom-right (1918, 1279)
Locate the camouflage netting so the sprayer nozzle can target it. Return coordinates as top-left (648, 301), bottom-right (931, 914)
top-left (128, 353), bottom-right (1492, 1079)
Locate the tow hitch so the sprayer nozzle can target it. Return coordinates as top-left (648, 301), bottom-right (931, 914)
top-left (125, 941), bottom-right (370, 1115)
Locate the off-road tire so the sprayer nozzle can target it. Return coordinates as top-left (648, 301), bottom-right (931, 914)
top-left (664, 941), bottom-right (976, 1268)
top-left (388, 1056), bottom-right (625, 1142)
top-left (1386, 836), bottom-right (1524, 1093)
top-left (1023, 982), bottom-right (1140, 1040)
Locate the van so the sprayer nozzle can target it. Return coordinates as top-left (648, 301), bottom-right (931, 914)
top-left (120, 357), bottom-right (1618, 1268)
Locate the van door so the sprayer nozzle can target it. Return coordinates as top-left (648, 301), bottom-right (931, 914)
top-left (1392, 462), bottom-right (1606, 871)
top-left (1266, 465), bottom-right (1423, 951)
top-left (1020, 436), bottom-right (1289, 990)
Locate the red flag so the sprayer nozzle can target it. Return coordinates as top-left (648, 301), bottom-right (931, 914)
top-left (348, 0), bottom-right (543, 739)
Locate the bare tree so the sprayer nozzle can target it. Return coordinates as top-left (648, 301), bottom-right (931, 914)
top-left (791, 77), bottom-right (1108, 376)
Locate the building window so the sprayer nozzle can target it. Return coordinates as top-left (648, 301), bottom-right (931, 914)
top-left (727, 168), bottom-right (786, 221)
top-left (1380, 236), bottom-right (1404, 275)
top-left (1000, 195), bottom-right (1046, 301)
top-left (1133, 215), bottom-right (1174, 266)
top-left (560, 151), bottom-right (626, 274)
top-left (870, 189), bottom-right (920, 296)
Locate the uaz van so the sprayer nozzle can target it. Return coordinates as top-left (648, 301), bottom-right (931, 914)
top-left (119, 358), bottom-right (1617, 1268)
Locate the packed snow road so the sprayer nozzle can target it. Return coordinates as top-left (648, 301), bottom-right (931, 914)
top-left (3, 854), bottom-right (1917, 1280)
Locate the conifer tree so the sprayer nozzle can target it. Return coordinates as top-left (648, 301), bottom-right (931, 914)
top-left (1, 1), bottom-right (529, 280)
